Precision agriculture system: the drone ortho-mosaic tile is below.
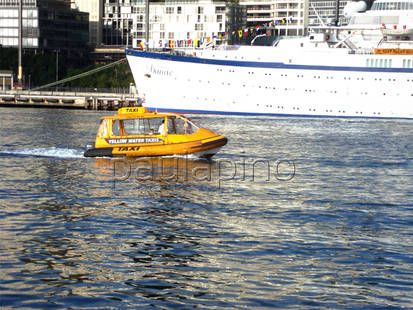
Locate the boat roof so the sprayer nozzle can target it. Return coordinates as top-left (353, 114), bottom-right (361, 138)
top-left (101, 107), bottom-right (183, 120)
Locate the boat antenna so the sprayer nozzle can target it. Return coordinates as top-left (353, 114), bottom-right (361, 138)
top-left (310, 3), bottom-right (326, 27)
top-left (335, 0), bottom-right (340, 26)
top-left (145, 0), bottom-right (149, 50)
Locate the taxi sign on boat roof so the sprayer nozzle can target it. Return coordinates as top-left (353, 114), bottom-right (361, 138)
top-left (101, 106), bottom-right (180, 120)
top-left (118, 107), bottom-right (148, 114)
top-left (102, 107), bottom-right (155, 119)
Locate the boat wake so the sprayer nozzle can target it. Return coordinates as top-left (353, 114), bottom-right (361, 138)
top-left (0, 147), bottom-right (84, 159)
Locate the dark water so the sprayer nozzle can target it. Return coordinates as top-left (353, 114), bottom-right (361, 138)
top-left (0, 107), bottom-right (412, 309)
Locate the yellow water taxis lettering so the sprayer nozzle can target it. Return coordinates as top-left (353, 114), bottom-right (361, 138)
top-left (106, 137), bottom-right (163, 144)
top-left (110, 138), bottom-right (128, 144)
top-left (145, 137), bottom-right (161, 143)
top-left (128, 138), bottom-right (144, 143)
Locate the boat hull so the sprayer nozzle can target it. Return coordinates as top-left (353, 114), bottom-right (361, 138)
top-left (84, 137), bottom-right (227, 159)
top-left (126, 48), bottom-right (413, 119)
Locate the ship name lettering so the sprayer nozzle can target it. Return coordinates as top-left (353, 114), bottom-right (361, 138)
top-left (150, 65), bottom-right (172, 76)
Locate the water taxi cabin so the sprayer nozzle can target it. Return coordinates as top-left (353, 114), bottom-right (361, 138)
top-left (85, 107), bottom-right (227, 158)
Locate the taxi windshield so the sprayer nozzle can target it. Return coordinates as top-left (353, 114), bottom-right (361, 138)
top-left (168, 115), bottom-right (199, 135)
top-left (112, 118), bottom-right (163, 136)
top-left (110, 115), bottom-right (199, 136)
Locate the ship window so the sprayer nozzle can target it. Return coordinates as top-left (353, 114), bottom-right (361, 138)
top-left (384, 59), bottom-right (388, 67)
top-left (408, 59), bottom-right (412, 67)
top-left (389, 59), bottom-right (392, 67)
top-left (366, 59), bottom-right (370, 67)
top-left (403, 59), bottom-right (407, 68)
top-left (375, 59), bottom-right (379, 67)
top-left (380, 59), bottom-right (383, 67)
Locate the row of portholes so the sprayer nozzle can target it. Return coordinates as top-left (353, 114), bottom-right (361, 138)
top-left (257, 104), bottom-right (286, 109)
top-left (184, 80), bottom-right (396, 96)
top-left (247, 103), bottom-right (385, 116)
top-left (213, 69), bottom-right (403, 82)
top-left (211, 55), bottom-right (246, 60)
top-left (254, 105), bottom-right (346, 114)
top-left (185, 78), bottom-right (400, 96)
top-left (187, 96), bottom-right (381, 115)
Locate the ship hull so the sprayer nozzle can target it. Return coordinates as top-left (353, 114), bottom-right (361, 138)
top-left (126, 48), bottom-right (413, 119)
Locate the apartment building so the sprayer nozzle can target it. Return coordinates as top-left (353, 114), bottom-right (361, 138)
top-left (307, 0), bottom-right (351, 27)
top-left (80, 0), bottom-right (352, 48)
top-left (0, 0), bottom-right (89, 50)
top-left (70, 0), bottom-right (104, 47)
top-left (240, 0), bottom-right (306, 37)
top-left (100, 0), bottom-right (228, 48)
top-left (241, 0), bottom-right (355, 37)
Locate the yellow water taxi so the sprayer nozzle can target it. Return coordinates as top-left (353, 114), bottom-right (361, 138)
top-left (84, 107), bottom-right (227, 158)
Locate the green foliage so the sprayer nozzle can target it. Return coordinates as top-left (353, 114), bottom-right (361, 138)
top-left (68, 62), bottom-right (134, 89)
top-left (0, 46), bottom-right (134, 89)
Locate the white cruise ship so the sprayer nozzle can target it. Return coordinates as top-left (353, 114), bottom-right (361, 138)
top-left (126, 0), bottom-right (413, 119)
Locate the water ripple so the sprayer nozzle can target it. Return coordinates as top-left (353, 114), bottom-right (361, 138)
top-left (0, 108), bottom-right (412, 308)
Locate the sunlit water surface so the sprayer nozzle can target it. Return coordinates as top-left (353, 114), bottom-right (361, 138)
top-left (0, 107), bottom-right (412, 309)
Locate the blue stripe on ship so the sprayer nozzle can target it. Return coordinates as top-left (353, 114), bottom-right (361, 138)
top-left (144, 106), bottom-right (413, 120)
top-left (126, 48), bottom-right (413, 73)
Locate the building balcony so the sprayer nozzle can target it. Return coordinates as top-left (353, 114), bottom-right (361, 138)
top-left (247, 9), bottom-right (273, 14)
top-left (240, 0), bottom-right (273, 4)
top-left (247, 17), bottom-right (274, 22)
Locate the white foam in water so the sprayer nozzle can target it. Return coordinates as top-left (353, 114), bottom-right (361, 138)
top-left (1, 147), bottom-right (84, 159)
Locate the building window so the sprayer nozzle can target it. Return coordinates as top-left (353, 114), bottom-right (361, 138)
top-left (215, 6), bottom-right (225, 13)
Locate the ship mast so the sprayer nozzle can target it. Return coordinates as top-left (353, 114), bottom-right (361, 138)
top-left (335, 0), bottom-right (340, 26)
top-left (145, 0), bottom-right (149, 50)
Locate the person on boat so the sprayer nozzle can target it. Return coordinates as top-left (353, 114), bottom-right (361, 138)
top-left (158, 120), bottom-right (165, 134)
top-left (149, 129), bottom-right (154, 135)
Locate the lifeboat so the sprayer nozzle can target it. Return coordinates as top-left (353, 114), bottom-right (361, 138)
top-left (381, 27), bottom-right (413, 37)
top-left (84, 107), bottom-right (228, 159)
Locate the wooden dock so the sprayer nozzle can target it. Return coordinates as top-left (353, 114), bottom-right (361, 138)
top-left (0, 90), bottom-right (141, 110)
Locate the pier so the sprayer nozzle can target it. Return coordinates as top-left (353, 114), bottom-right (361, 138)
top-left (0, 90), bottom-right (141, 110)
